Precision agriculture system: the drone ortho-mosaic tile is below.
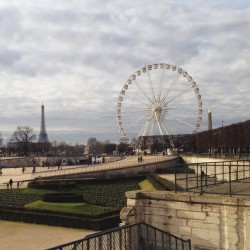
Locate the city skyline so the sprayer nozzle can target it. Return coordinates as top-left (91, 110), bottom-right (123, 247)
top-left (0, 1), bottom-right (249, 144)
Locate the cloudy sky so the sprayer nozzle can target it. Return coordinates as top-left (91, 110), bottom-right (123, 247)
top-left (0, 0), bottom-right (249, 145)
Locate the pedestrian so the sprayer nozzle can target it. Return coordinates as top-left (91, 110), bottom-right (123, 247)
top-left (201, 170), bottom-right (205, 179)
top-left (9, 178), bottom-right (13, 189)
top-left (32, 167), bottom-right (36, 174)
top-left (17, 181), bottom-right (20, 189)
top-left (6, 183), bottom-right (9, 189)
top-left (22, 166), bottom-right (25, 174)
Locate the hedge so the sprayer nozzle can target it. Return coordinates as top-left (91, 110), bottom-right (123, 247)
top-left (0, 206), bottom-right (120, 230)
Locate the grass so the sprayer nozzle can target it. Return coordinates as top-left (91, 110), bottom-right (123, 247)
top-left (24, 200), bottom-right (113, 215)
top-left (139, 179), bottom-right (158, 191)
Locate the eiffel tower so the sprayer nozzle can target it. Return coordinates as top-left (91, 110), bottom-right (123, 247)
top-left (38, 103), bottom-right (49, 142)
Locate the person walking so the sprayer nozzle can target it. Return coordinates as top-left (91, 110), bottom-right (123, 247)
top-left (32, 166), bottom-right (36, 174)
top-left (9, 178), bottom-right (13, 189)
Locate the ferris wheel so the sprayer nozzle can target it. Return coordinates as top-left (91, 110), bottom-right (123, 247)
top-left (116, 63), bottom-right (202, 141)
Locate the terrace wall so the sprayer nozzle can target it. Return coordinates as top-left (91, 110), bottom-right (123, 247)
top-left (121, 191), bottom-right (250, 250)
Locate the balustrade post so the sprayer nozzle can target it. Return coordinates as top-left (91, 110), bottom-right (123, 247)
top-left (229, 163), bottom-right (232, 196)
top-left (200, 166), bottom-right (203, 195)
top-left (236, 161), bottom-right (239, 180)
top-left (186, 163), bottom-right (188, 191)
top-left (214, 162), bottom-right (217, 185)
top-left (205, 163), bottom-right (208, 186)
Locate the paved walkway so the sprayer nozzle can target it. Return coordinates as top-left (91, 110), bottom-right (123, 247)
top-left (0, 220), bottom-right (95, 250)
top-left (34, 155), bottom-right (176, 179)
top-left (0, 155), bottom-right (175, 189)
top-left (0, 166), bottom-right (46, 189)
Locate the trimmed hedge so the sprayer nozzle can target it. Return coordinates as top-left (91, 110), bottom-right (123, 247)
top-left (0, 206), bottom-right (120, 230)
top-left (0, 191), bottom-right (42, 207)
top-left (28, 181), bottom-right (76, 189)
top-left (0, 177), bottom-right (145, 230)
top-left (42, 193), bottom-right (83, 203)
top-left (75, 178), bottom-right (142, 207)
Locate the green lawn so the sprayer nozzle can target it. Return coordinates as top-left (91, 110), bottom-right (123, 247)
top-left (139, 179), bottom-right (158, 191)
top-left (25, 200), bottom-right (112, 214)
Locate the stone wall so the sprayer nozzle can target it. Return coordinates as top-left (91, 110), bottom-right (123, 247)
top-left (182, 156), bottom-right (250, 182)
top-left (181, 156), bottom-right (225, 164)
top-left (121, 191), bottom-right (250, 250)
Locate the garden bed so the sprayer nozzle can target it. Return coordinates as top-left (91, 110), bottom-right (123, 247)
top-left (42, 192), bottom-right (83, 203)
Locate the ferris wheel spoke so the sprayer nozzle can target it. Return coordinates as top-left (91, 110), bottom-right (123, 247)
top-left (149, 121), bottom-right (156, 136)
top-left (126, 114), bottom-right (146, 130)
top-left (146, 70), bottom-right (157, 102)
top-left (124, 93), bottom-right (150, 107)
top-left (167, 113), bottom-right (194, 128)
top-left (161, 74), bottom-right (181, 102)
top-left (157, 67), bottom-right (166, 101)
top-left (133, 79), bottom-right (153, 104)
top-left (154, 113), bottom-right (164, 135)
top-left (138, 119), bottom-right (151, 137)
top-left (159, 115), bottom-right (175, 135)
top-left (164, 118), bottom-right (177, 135)
top-left (146, 117), bottom-right (155, 136)
top-left (165, 87), bottom-right (191, 105)
top-left (162, 105), bottom-right (194, 110)
top-left (121, 108), bottom-right (150, 114)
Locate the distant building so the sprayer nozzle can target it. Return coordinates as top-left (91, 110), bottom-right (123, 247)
top-left (38, 103), bottom-right (49, 143)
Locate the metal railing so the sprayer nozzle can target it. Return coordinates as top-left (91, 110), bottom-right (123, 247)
top-left (47, 222), bottom-right (191, 250)
top-left (34, 156), bottom-right (178, 179)
top-left (175, 160), bottom-right (250, 196)
top-left (182, 153), bottom-right (250, 160)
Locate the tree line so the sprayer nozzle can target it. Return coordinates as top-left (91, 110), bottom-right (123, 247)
top-left (1, 120), bottom-right (248, 157)
top-left (0, 126), bottom-right (133, 157)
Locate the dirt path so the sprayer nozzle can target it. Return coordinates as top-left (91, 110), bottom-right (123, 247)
top-left (0, 220), bottom-right (96, 250)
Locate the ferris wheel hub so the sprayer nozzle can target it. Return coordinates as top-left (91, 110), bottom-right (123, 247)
top-left (154, 106), bottom-right (162, 113)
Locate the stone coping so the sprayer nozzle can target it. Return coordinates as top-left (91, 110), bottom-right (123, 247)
top-left (125, 190), bottom-right (250, 206)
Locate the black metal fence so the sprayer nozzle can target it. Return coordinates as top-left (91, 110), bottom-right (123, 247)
top-left (47, 222), bottom-right (191, 250)
top-left (175, 160), bottom-right (250, 196)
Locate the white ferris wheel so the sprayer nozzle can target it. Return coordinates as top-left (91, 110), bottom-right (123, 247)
top-left (116, 63), bottom-right (202, 141)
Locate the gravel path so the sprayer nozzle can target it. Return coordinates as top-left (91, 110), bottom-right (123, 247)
top-left (0, 220), bottom-right (96, 250)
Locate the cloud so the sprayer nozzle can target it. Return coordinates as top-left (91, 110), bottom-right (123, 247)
top-left (0, 0), bottom-right (249, 144)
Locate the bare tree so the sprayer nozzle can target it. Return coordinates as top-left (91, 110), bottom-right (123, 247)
top-left (10, 126), bottom-right (36, 156)
top-left (0, 132), bottom-right (3, 146)
top-left (51, 140), bottom-right (59, 156)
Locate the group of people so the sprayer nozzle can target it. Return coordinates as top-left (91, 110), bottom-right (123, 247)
top-left (6, 178), bottom-right (13, 189)
top-left (138, 156), bottom-right (143, 163)
top-left (6, 178), bottom-right (21, 189)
